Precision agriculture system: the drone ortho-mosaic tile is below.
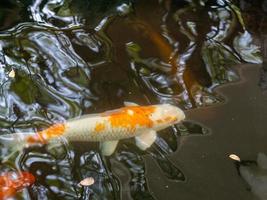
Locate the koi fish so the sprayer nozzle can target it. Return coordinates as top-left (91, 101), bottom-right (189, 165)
top-left (0, 171), bottom-right (35, 199)
top-left (0, 102), bottom-right (185, 156)
top-left (129, 19), bottom-right (179, 73)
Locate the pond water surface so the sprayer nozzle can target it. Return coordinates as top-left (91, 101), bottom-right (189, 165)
top-left (0, 0), bottom-right (265, 200)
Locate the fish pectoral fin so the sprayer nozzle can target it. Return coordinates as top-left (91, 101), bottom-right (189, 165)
top-left (135, 130), bottom-right (157, 151)
top-left (124, 101), bottom-right (139, 106)
top-left (100, 140), bottom-right (119, 156)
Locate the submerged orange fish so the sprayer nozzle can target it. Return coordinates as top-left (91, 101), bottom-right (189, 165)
top-left (0, 102), bottom-right (185, 156)
top-left (0, 171), bottom-right (35, 200)
top-left (129, 19), bottom-right (179, 73)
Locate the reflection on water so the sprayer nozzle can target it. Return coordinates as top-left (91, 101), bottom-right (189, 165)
top-left (236, 153), bottom-right (267, 200)
top-left (0, 0), bottom-right (262, 199)
top-left (236, 0), bottom-right (267, 90)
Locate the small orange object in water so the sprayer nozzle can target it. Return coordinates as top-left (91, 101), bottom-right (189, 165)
top-left (0, 171), bottom-right (35, 200)
top-left (27, 123), bottom-right (66, 144)
top-left (106, 106), bottom-right (156, 132)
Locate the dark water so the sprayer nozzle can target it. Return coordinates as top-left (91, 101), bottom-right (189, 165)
top-left (0, 0), bottom-right (265, 199)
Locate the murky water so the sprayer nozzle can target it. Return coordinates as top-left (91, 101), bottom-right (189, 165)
top-left (0, 0), bottom-right (265, 199)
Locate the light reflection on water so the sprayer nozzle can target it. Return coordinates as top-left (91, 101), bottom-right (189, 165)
top-left (236, 153), bottom-right (267, 200)
top-left (0, 0), bottom-right (262, 199)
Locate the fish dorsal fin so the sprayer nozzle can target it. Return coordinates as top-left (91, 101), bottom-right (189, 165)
top-left (135, 130), bottom-right (157, 150)
top-left (124, 101), bottom-right (139, 106)
top-left (100, 140), bottom-right (119, 156)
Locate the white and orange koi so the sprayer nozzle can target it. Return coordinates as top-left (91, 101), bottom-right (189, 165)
top-left (0, 102), bottom-right (185, 156)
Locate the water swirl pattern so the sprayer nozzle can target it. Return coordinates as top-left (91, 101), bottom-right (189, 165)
top-left (0, 0), bottom-right (262, 199)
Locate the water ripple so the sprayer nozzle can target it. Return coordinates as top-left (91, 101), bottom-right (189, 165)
top-left (0, 0), bottom-right (262, 199)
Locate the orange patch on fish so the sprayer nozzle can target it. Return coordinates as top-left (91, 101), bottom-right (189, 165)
top-left (94, 123), bottom-right (105, 132)
top-left (156, 119), bottom-right (163, 123)
top-left (104, 106), bottom-right (156, 132)
top-left (27, 123), bottom-right (65, 144)
top-left (164, 116), bottom-right (172, 122)
top-left (164, 116), bottom-right (177, 123)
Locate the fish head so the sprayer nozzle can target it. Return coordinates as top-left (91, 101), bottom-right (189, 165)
top-left (150, 104), bottom-right (185, 130)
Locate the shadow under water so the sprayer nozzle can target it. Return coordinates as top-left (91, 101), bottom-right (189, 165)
top-left (0, 0), bottom-right (263, 199)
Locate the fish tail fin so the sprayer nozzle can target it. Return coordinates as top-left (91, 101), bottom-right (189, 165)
top-left (0, 132), bottom-right (34, 162)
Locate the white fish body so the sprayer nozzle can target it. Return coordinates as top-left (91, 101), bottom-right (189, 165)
top-left (0, 102), bottom-right (185, 157)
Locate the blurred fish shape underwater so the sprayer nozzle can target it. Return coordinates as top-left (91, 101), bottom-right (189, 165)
top-left (0, 171), bottom-right (35, 200)
top-left (0, 102), bottom-right (185, 159)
